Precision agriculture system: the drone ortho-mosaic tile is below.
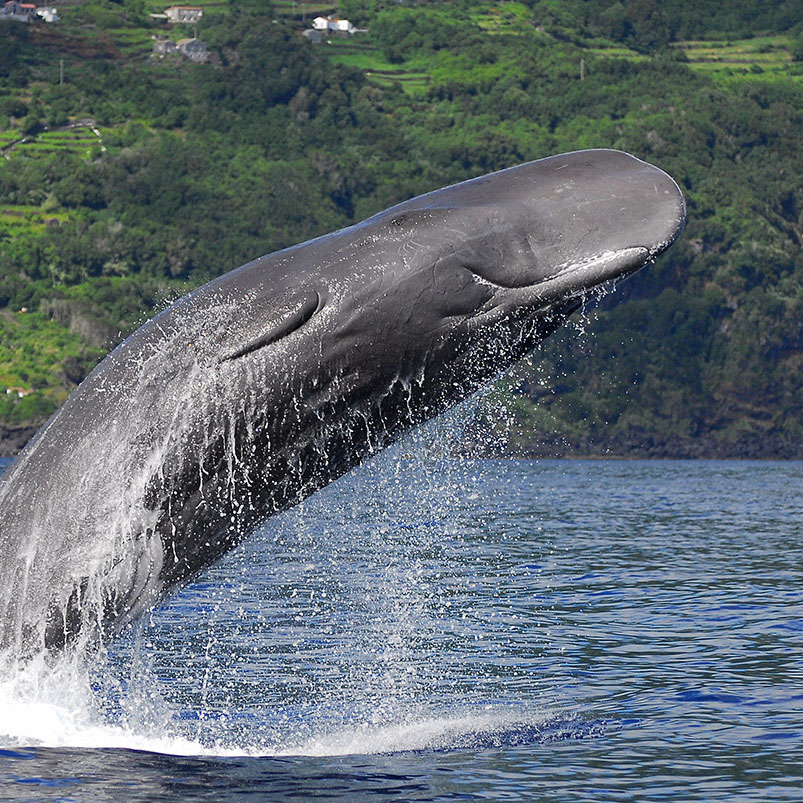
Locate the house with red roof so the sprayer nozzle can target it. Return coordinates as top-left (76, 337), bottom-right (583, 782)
top-left (1, 0), bottom-right (37, 21)
top-left (165, 5), bottom-right (202, 23)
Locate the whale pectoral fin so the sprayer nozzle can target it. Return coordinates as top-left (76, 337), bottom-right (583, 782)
top-left (218, 289), bottom-right (320, 363)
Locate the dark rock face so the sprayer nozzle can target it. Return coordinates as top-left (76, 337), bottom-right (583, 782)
top-left (0, 423), bottom-right (41, 458)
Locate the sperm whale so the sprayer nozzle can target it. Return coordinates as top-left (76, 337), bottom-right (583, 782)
top-left (0, 149), bottom-right (685, 656)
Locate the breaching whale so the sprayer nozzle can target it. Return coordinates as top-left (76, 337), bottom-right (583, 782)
top-left (0, 149), bottom-right (685, 656)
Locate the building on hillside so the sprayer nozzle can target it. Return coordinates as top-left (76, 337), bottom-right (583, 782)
top-left (176, 37), bottom-right (208, 62)
top-left (152, 37), bottom-right (178, 56)
top-left (1, 1), bottom-right (60, 22)
top-left (331, 18), bottom-right (355, 35)
top-left (1, 0), bottom-right (36, 21)
top-left (152, 36), bottom-right (209, 62)
top-left (35, 5), bottom-right (57, 20)
top-left (302, 28), bottom-right (323, 44)
top-left (310, 15), bottom-right (356, 37)
top-left (164, 5), bottom-right (202, 23)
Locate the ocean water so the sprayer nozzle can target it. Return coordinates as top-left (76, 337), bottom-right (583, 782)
top-left (0, 445), bottom-right (801, 801)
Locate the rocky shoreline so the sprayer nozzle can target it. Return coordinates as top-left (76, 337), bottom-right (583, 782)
top-left (3, 421), bottom-right (801, 461)
top-left (465, 431), bottom-right (803, 461)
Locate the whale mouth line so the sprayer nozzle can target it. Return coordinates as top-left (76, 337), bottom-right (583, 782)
top-left (464, 245), bottom-right (653, 293)
top-left (538, 245), bottom-right (653, 288)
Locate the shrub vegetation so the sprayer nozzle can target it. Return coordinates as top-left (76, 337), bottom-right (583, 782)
top-left (0, 0), bottom-right (801, 456)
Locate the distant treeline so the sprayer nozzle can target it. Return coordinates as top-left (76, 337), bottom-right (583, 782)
top-left (526, 0), bottom-right (801, 50)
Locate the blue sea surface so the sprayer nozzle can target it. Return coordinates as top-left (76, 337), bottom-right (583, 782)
top-left (0, 450), bottom-right (801, 800)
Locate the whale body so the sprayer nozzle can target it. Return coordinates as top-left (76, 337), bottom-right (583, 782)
top-left (0, 149), bottom-right (685, 656)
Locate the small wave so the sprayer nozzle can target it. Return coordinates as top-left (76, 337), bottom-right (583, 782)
top-left (0, 652), bottom-right (208, 757)
top-left (0, 699), bottom-right (204, 756)
top-left (271, 711), bottom-right (608, 756)
top-left (0, 684), bottom-right (605, 758)
top-left (0, 681), bottom-right (206, 756)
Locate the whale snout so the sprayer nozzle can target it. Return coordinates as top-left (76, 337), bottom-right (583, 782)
top-left (449, 150), bottom-right (685, 293)
top-left (528, 150), bottom-right (686, 284)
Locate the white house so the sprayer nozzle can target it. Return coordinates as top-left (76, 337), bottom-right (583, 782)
top-left (332, 18), bottom-right (355, 34)
top-left (35, 6), bottom-right (58, 21)
top-left (5, 387), bottom-right (32, 398)
top-left (164, 5), bottom-right (202, 23)
top-left (311, 16), bottom-right (356, 36)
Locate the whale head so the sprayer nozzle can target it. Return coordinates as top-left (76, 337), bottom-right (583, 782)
top-left (305, 149), bottom-right (685, 416)
top-left (406, 148), bottom-right (686, 293)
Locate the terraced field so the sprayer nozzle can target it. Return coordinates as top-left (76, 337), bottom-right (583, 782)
top-left (273, 1), bottom-right (337, 19)
top-left (470, 1), bottom-right (532, 34)
top-left (326, 41), bottom-right (430, 95)
top-left (0, 204), bottom-right (72, 239)
top-left (584, 35), bottom-right (799, 81)
top-left (106, 26), bottom-right (153, 56)
top-left (674, 35), bottom-right (799, 77)
top-left (2, 124), bottom-right (104, 160)
top-left (0, 131), bottom-right (20, 150)
top-left (585, 45), bottom-right (650, 62)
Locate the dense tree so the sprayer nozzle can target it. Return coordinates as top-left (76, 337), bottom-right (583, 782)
top-left (0, 1), bottom-right (801, 456)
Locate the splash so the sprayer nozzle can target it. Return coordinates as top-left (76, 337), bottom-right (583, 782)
top-left (0, 673), bottom-right (589, 757)
top-left (0, 405), bottom-right (569, 758)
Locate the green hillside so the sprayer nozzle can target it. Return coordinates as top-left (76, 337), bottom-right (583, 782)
top-left (1, 0), bottom-right (802, 456)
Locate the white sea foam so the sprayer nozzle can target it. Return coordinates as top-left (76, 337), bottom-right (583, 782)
top-left (0, 694), bottom-right (201, 755)
top-left (0, 679), bottom-right (548, 758)
top-left (0, 647), bottom-right (548, 758)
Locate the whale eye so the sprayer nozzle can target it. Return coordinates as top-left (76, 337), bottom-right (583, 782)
top-left (217, 289), bottom-right (320, 363)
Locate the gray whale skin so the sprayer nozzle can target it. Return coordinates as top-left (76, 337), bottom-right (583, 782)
top-left (0, 149), bottom-right (685, 655)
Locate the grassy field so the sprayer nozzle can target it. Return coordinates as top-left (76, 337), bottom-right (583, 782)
top-left (585, 45), bottom-right (650, 62)
top-left (273, 1), bottom-right (338, 19)
top-left (0, 131), bottom-right (22, 149)
top-left (675, 35), bottom-right (793, 62)
top-left (325, 43), bottom-right (401, 72)
top-left (107, 26), bottom-right (154, 55)
top-left (0, 205), bottom-right (72, 238)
